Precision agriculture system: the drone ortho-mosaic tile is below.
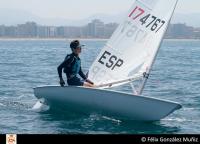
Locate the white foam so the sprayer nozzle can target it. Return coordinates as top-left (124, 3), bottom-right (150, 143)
top-left (0, 103), bottom-right (5, 106)
top-left (162, 118), bottom-right (187, 122)
top-left (31, 99), bottom-right (49, 112)
top-left (102, 116), bottom-right (121, 123)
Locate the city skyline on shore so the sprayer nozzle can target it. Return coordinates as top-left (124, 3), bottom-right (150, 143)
top-left (0, 20), bottom-right (199, 39)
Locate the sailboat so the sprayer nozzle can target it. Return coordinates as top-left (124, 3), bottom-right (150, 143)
top-left (34, 0), bottom-right (182, 121)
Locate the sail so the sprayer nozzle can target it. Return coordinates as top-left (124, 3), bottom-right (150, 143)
top-left (88, 0), bottom-right (178, 87)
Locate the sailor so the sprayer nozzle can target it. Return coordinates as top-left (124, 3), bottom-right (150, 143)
top-left (57, 40), bottom-right (94, 87)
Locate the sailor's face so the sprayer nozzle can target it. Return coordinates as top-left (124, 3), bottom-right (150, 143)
top-left (74, 47), bottom-right (81, 55)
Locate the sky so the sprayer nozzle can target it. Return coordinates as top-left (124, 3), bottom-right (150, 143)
top-left (0, 0), bottom-right (200, 19)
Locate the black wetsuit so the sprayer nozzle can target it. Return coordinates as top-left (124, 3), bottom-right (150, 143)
top-left (57, 53), bottom-right (87, 86)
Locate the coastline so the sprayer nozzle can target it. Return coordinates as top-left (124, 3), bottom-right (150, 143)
top-left (0, 38), bottom-right (109, 41)
top-left (0, 38), bottom-right (199, 41)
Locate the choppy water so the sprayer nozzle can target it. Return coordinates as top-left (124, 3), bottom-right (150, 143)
top-left (0, 39), bottom-right (199, 134)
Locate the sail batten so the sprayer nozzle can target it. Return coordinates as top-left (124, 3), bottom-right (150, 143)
top-left (88, 0), bottom-right (179, 91)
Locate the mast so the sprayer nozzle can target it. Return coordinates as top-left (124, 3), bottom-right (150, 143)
top-left (138, 0), bottom-right (179, 95)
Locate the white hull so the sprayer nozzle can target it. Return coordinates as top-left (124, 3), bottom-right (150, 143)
top-left (34, 86), bottom-right (182, 121)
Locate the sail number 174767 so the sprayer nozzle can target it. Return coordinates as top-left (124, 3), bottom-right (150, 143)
top-left (129, 6), bottom-right (166, 33)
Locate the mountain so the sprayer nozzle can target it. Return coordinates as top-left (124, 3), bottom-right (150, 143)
top-left (0, 9), bottom-right (124, 26)
top-left (0, 9), bottom-right (200, 27)
top-left (0, 9), bottom-right (41, 26)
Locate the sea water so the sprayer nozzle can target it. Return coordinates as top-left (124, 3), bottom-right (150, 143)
top-left (0, 39), bottom-right (199, 134)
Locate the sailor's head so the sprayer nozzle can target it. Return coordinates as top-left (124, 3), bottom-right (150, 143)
top-left (70, 40), bottom-right (85, 55)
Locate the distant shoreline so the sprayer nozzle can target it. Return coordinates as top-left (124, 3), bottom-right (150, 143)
top-left (0, 38), bottom-right (199, 41)
top-left (0, 38), bottom-right (109, 41)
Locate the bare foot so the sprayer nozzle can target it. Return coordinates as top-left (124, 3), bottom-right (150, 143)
top-left (83, 82), bottom-right (95, 88)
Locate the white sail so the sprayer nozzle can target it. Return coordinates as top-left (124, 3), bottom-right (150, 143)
top-left (88, 0), bottom-right (178, 89)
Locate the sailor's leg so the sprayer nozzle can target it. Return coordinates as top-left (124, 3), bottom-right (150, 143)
top-left (68, 76), bottom-right (94, 87)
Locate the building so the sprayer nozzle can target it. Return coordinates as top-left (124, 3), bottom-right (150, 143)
top-left (5, 26), bottom-right (16, 37)
top-left (17, 22), bottom-right (37, 37)
top-left (87, 19), bottom-right (105, 38)
top-left (166, 23), bottom-right (194, 39)
top-left (57, 26), bottom-right (65, 38)
top-left (37, 26), bottom-right (49, 38)
top-left (0, 25), bottom-right (6, 36)
top-left (63, 26), bottom-right (82, 38)
top-left (193, 28), bottom-right (200, 39)
top-left (104, 23), bottom-right (118, 38)
top-left (0, 21), bottom-right (199, 39)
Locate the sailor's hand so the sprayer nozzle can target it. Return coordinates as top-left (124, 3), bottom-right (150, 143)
top-left (59, 78), bottom-right (65, 87)
top-left (86, 79), bottom-right (94, 85)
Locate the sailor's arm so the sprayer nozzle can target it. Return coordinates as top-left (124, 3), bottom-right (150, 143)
top-left (58, 58), bottom-right (72, 85)
top-left (57, 61), bottom-right (67, 86)
top-left (79, 66), bottom-right (87, 80)
top-left (57, 61), bottom-right (66, 79)
top-left (57, 55), bottom-right (73, 79)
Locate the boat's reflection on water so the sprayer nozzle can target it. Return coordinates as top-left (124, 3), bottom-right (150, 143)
top-left (37, 106), bottom-right (181, 134)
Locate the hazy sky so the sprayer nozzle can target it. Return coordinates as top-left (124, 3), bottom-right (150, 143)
top-left (0, 0), bottom-right (200, 19)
